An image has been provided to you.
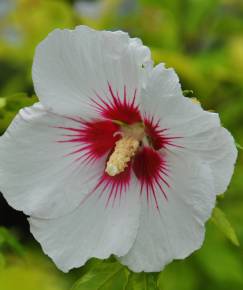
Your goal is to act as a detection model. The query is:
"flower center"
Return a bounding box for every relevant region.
[105,122,145,176]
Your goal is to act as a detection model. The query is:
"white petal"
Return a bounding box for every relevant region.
[180,127,237,194]
[141,64,206,129]
[0,103,103,219]
[120,152,215,272]
[32,25,152,116]
[141,65,237,195]
[142,63,184,99]
[29,178,141,272]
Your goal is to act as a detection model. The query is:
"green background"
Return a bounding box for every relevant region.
[0,0,243,289]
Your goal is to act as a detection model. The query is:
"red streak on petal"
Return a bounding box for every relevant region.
[133,147,169,210]
[56,119,119,164]
[144,116,183,150]
[91,83,141,124]
[90,164,131,207]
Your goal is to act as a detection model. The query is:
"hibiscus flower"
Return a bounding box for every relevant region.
[0,26,237,272]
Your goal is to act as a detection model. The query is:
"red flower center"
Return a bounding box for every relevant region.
[56,83,181,209]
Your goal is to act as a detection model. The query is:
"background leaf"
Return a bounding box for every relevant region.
[211,207,240,246]
[0,227,24,256]
[236,143,243,150]
[71,260,129,290]
[126,272,159,290]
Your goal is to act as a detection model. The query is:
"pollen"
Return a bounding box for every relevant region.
[105,137,140,176]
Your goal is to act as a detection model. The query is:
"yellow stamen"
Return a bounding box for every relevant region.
[106,137,139,176]
[105,123,145,176]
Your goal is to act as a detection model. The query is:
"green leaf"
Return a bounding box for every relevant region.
[126,272,159,290]
[158,262,198,290]
[5,93,37,112]
[196,223,243,284]
[236,142,243,150]
[211,207,240,246]
[0,93,38,133]
[71,260,129,290]
[0,227,24,256]
[0,98,6,109]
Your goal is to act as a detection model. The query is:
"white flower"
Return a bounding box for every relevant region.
[0,25,237,273]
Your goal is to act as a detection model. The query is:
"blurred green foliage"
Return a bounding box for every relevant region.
[72,260,130,290]
[0,245,75,290]
[0,226,24,256]
[0,0,243,289]
[211,206,240,246]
